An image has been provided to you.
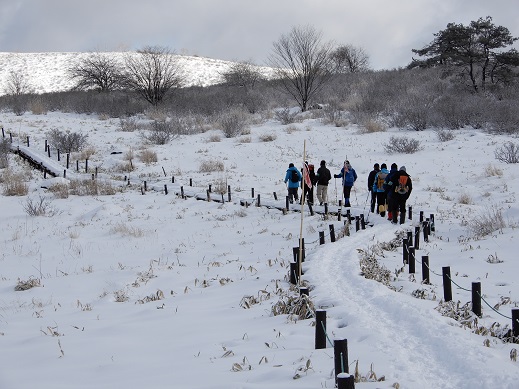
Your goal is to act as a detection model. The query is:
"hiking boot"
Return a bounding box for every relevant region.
[345,202,351,207]
[319,202,323,206]
[380,211,385,217]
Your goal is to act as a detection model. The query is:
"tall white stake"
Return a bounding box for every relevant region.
[298,140,306,282]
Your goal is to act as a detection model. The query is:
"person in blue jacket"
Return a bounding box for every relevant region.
[284,163,302,204]
[333,160,357,207]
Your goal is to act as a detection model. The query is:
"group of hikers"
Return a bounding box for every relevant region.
[284,160,412,224]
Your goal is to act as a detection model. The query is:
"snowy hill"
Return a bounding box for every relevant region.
[0,52,275,95]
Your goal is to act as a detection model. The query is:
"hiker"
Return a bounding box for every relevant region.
[388,166,412,224]
[372,163,389,217]
[315,160,332,205]
[367,163,380,213]
[301,161,316,205]
[384,163,398,221]
[284,163,302,204]
[334,160,357,207]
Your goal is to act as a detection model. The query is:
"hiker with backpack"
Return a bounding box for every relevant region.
[284,163,302,204]
[315,160,332,205]
[367,163,380,213]
[383,163,399,221]
[334,160,357,207]
[388,166,412,224]
[373,163,389,217]
[301,161,316,206]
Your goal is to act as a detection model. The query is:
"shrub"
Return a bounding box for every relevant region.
[384,135,422,154]
[199,159,224,172]
[494,141,519,164]
[23,195,59,217]
[274,108,298,125]
[141,120,177,145]
[138,149,158,164]
[435,129,455,142]
[258,133,277,142]
[466,205,506,238]
[15,277,41,291]
[0,138,10,168]
[484,163,503,177]
[1,169,28,196]
[218,108,250,138]
[359,119,387,134]
[206,134,221,142]
[119,116,141,132]
[47,128,88,153]
[47,181,70,199]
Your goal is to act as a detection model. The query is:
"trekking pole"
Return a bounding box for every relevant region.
[334,178,338,205]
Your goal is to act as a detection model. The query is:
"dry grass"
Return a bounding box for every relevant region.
[359,119,387,134]
[1,169,28,196]
[258,133,277,142]
[47,181,70,199]
[206,134,222,142]
[236,136,251,143]
[484,163,503,177]
[110,222,145,237]
[458,192,473,205]
[69,179,120,196]
[199,159,225,172]
[138,148,158,164]
[15,277,41,291]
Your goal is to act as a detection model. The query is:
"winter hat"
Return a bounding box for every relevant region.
[400,166,406,172]
[391,163,398,170]
[381,163,387,169]
[289,163,294,168]
[374,163,380,169]
[320,160,326,166]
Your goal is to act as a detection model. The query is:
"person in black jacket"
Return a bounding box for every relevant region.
[388,165,412,224]
[367,163,380,213]
[315,160,332,205]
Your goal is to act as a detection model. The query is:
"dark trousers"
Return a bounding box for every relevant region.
[288,187,298,203]
[343,186,352,206]
[376,192,387,215]
[391,195,408,224]
[370,190,376,212]
[303,186,314,205]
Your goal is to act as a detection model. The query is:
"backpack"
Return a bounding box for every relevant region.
[290,169,299,183]
[376,172,388,190]
[395,175,409,194]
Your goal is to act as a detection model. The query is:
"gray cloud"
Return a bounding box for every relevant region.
[0,0,517,70]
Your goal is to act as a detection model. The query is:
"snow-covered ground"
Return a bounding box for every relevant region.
[1,108,518,388]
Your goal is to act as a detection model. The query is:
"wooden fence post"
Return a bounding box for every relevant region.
[402,238,409,265]
[512,309,519,339]
[273,191,278,200]
[472,282,482,317]
[257,194,261,207]
[286,196,290,211]
[334,339,349,382]
[251,188,254,199]
[315,310,327,349]
[408,247,415,273]
[360,214,365,229]
[329,224,336,243]
[300,287,309,296]
[430,214,436,232]
[414,226,420,250]
[26,136,29,147]
[337,200,342,221]
[337,373,355,389]
[228,185,231,202]
[423,220,429,242]
[289,262,298,285]
[408,205,412,220]
[422,256,429,284]
[189,178,192,186]
[420,211,424,222]
[442,266,452,302]
[355,216,360,232]
[164,184,168,195]
[66,153,70,169]
[319,231,325,245]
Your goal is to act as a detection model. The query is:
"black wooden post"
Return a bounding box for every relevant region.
[273,191,278,200]
[57,149,60,161]
[95,167,98,178]
[63,170,66,178]
[408,205,412,220]
[334,339,349,380]
[221,193,225,203]
[414,226,420,250]
[286,196,290,211]
[144,181,147,191]
[44,139,47,151]
[315,310,327,349]
[360,214,365,229]
[47,146,51,157]
[251,188,254,199]
[26,136,29,147]
[324,203,329,216]
[163,184,167,195]
[43,170,46,179]
[66,153,70,169]
[292,247,299,263]
[355,216,360,232]
[472,282,482,317]
[228,185,231,202]
[423,220,429,243]
[300,238,305,262]
[442,266,452,302]
[407,230,413,244]
[85,159,88,173]
[180,186,184,199]
[308,203,314,216]
[257,194,261,207]
[300,287,309,296]
[512,309,519,339]
[337,200,342,221]
[91,173,95,181]
[420,211,424,222]
[1,126,3,138]
[329,224,336,242]
[319,231,325,245]
[430,214,436,232]
[337,374,355,389]
[189,178,192,186]
[9,132,13,143]
[289,262,298,285]
[422,256,429,284]
[408,247,415,273]
[172,176,175,183]
[208,184,212,193]
[402,238,409,264]
[426,218,431,236]
[206,189,210,201]
[346,209,351,222]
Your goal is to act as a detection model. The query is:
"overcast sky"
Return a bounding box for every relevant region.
[0,0,517,70]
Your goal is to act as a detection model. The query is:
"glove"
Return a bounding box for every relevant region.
[334,174,339,178]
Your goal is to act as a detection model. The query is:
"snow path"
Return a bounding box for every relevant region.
[307,224,519,389]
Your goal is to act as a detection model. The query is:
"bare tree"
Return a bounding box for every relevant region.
[330,44,370,73]
[268,25,334,112]
[4,69,32,96]
[67,52,124,92]
[123,46,185,106]
[220,60,264,90]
